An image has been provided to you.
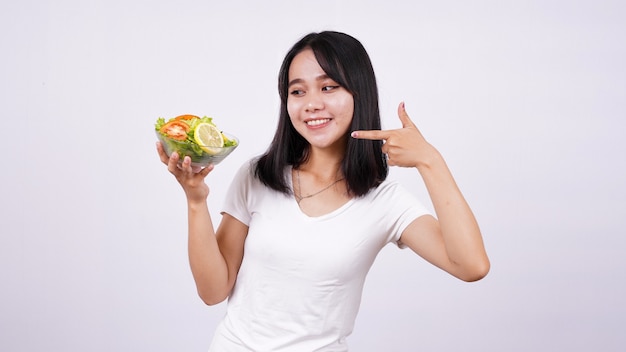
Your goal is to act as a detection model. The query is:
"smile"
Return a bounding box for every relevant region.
[306,118,331,126]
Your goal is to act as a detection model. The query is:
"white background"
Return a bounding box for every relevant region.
[1,0,625,351]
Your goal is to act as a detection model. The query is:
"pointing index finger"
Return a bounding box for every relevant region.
[351,130,390,140]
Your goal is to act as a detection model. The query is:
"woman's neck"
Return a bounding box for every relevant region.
[298,146,344,179]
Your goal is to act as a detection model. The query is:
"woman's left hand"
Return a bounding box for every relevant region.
[351,102,437,169]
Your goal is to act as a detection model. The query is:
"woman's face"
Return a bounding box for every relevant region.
[287,49,354,152]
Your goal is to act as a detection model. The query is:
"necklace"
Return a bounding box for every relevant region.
[294,169,344,204]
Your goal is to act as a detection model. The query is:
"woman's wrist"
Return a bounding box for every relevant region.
[187,197,209,212]
[414,146,444,172]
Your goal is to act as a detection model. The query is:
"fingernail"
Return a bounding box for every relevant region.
[351,131,358,138]
[401,101,405,110]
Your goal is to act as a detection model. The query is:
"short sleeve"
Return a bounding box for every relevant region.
[220,160,256,226]
[377,181,431,249]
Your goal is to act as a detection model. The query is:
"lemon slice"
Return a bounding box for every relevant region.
[194,123,224,155]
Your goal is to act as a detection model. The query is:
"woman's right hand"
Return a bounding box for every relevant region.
[156,141,214,203]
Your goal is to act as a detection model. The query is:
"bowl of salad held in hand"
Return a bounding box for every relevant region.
[155,114,239,170]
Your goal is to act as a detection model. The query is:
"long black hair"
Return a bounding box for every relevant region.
[255,31,387,197]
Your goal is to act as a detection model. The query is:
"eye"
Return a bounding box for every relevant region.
[290,89,304,96]
[322,85,339,92]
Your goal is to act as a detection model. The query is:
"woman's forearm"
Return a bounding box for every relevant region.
[417,151,490,281]
[186,200,230,305]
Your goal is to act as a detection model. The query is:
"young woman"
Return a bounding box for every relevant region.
[157,31,489,351]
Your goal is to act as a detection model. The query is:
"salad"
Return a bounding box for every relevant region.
[155,114,238,163]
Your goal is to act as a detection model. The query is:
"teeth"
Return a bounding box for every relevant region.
[306,119,330,126]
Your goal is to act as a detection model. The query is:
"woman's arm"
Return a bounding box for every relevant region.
[351,102,490,281]
[157,142,248,304]
[187,203,248,304]
[399,152,489,282]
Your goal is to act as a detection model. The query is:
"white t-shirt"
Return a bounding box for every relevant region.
[209,160,430,352]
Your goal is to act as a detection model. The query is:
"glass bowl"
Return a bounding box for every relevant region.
[156,130,239,170]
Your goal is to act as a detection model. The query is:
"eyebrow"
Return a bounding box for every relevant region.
[288,74,331,88]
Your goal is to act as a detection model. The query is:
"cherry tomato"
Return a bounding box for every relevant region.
[160,121,190,141]
[174,114,199,121]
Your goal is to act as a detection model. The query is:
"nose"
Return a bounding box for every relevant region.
[305,93,324,112]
